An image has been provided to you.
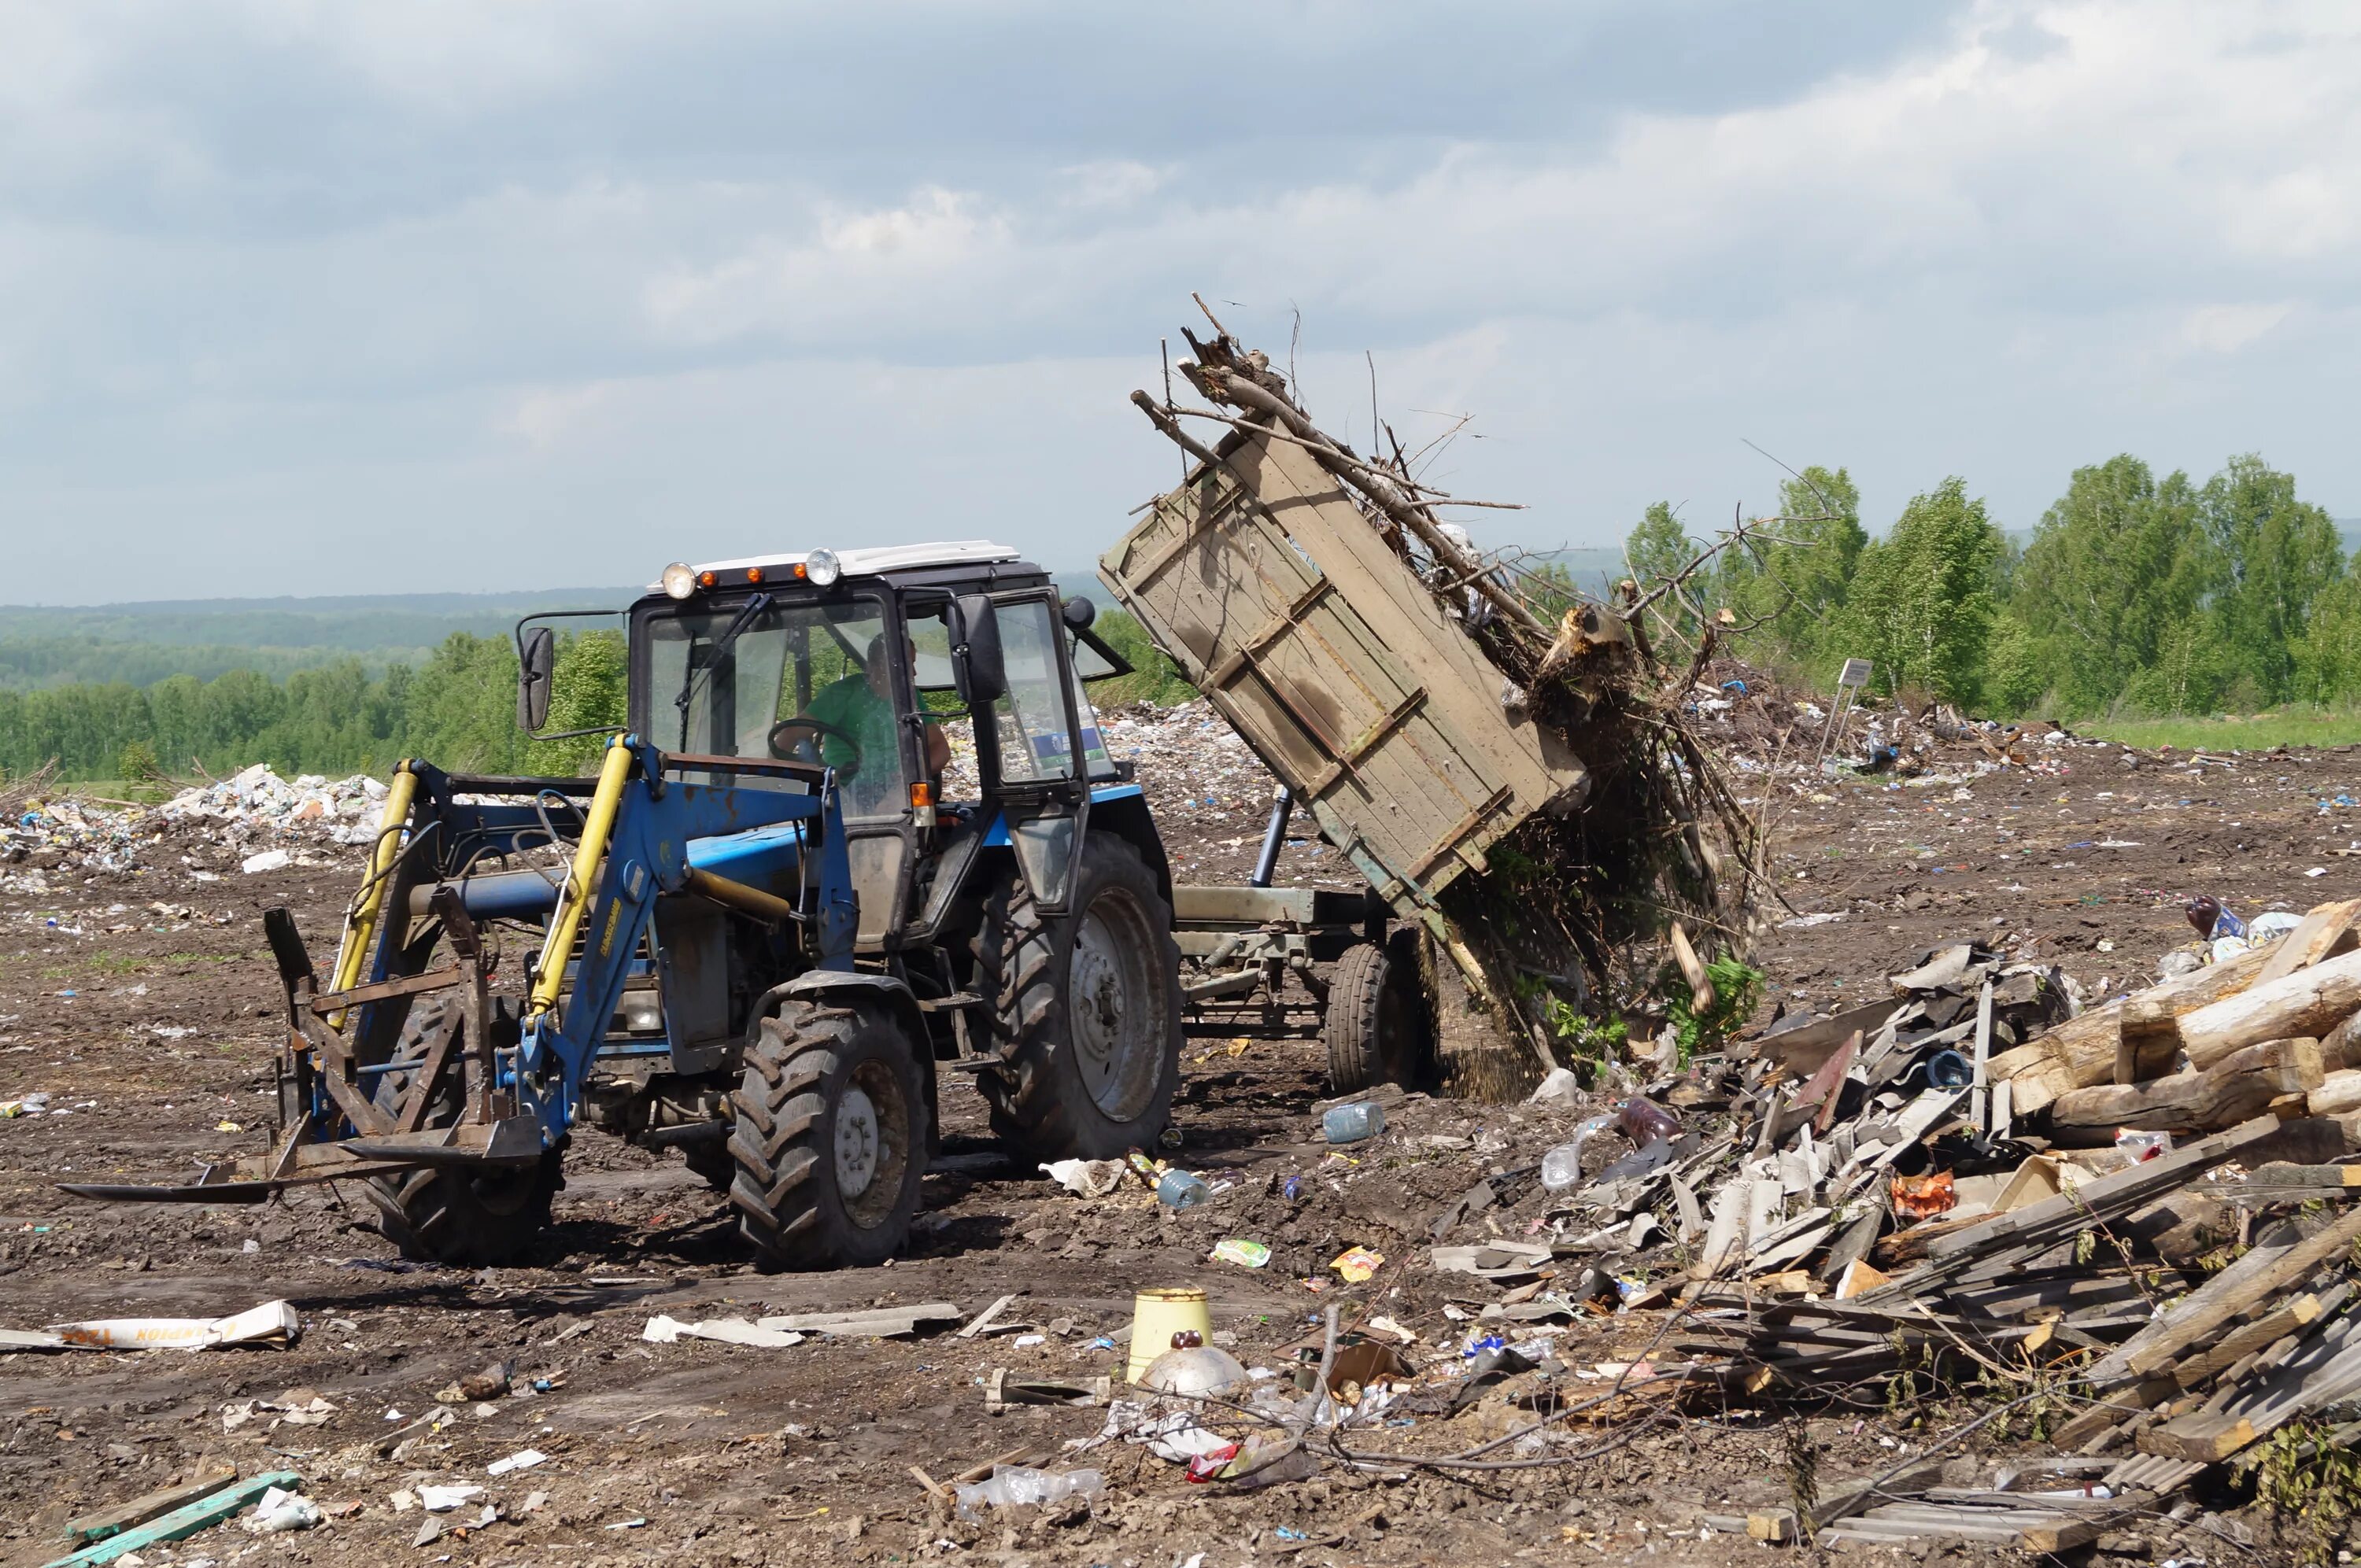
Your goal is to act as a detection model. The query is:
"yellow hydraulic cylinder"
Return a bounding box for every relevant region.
[326,762,419,1024]
[528,736,636,1021]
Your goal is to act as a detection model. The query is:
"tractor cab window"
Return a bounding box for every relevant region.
[905,606,979,800]
[988,600,1078,785]
[642,592,912,820]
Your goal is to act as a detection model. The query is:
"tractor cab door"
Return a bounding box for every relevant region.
[973,593,1096,915]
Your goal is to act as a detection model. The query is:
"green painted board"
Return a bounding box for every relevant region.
[44,1470,301,1568]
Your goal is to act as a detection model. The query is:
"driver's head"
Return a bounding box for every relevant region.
[863,634,918,699]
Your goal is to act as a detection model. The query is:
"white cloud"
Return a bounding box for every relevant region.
[7,0,2361,603]
[2180,303,2294,356]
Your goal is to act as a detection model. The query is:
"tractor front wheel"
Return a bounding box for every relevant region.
[363,998,563,1268]
[729,997,929,1271]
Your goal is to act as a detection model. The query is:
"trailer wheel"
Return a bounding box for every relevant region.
[1322,930,1431,1094]
[974,832,1183,1160]
[730,996,929,1271]
[364,999,563,1267]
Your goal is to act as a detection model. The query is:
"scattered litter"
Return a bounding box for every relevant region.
[954,1465,1103,1518]
[241,1485,320,1533]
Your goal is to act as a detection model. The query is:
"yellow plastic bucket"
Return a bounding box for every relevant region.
[1126,1286,1212,1384]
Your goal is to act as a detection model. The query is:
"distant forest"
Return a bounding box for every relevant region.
[4,456,2356,787]
[0,593,1190,784]
[1626,452,2361,721]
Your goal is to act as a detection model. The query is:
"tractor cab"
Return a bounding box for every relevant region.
[596,541,1153,958]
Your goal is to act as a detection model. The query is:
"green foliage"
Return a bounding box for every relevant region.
[2002,456,2211,716]
[1831,478,2005,705]
[1717,465,1868,666]
[1624,502,1699,636]
[116,740,160,782]
[1085,609,1198,707]
[1667,954,1764,1063]
[1543,997,1627,1072]
[2204,453,2344,707]
[0,629,625,782]
[2256,1421,2361,1565]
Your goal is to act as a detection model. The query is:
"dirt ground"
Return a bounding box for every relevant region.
[3,714,2358,1566]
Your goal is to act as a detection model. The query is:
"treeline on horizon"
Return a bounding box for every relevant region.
[1620,451,2358,721]
[0,610,1192,784]
[4,452,2353,785]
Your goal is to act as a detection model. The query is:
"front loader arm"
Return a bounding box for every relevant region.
[512,736,858,1141]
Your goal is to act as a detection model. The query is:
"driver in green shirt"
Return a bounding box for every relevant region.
[798,635,950,812]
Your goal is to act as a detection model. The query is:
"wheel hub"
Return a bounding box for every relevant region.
[834,1085,881,1197]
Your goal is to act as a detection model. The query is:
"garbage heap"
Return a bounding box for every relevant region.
[1,765,387,884]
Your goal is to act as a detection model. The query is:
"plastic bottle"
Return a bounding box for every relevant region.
[1539,1113,1616,1190]
[1322,1101,1385,1144]
[1157,1169,1210,1209]
[1616,1096,1680,1146]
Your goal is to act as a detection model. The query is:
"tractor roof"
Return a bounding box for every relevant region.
[661,540,1022,589]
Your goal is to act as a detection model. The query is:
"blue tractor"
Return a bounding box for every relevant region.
[68,542,1184,1270]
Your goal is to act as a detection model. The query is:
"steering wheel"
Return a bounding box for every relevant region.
[767,717,863,777]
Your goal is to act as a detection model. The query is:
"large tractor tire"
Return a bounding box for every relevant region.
[364,998,563,1268]
[974,832,1184,1160]
[729,996,929,1271]
[1322,928,1433,1094]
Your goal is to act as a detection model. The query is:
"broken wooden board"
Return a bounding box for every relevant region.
[63,1464,239,1544]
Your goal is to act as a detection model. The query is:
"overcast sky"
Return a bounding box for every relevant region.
[5,1,2358,604]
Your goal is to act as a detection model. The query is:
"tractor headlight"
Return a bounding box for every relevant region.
[660,562,697,600]
[804,548,841,587]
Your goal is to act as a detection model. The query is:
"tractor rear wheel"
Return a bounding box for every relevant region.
[729,997,929,1271]
[363,998,563,1268]
[1322,928,1432,1094]
[974,832,1183,1160]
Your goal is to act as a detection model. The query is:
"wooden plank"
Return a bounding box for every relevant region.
[2169,1291,2330,1389]
[959,1293,1022,1339]
[2253,898,2361,987]
[1926,1117,2283,1264]
[63,1465,238,1544]
[1969,977,1994,1128]
[2101,1206,2361,1385]
[42,1471,302,1568]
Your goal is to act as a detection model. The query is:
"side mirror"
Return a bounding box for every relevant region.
[1061,595,1096,632]
[516,625,556,732]
[951,594,1007,707]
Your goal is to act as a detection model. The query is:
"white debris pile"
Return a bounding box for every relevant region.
[1,763,386,882]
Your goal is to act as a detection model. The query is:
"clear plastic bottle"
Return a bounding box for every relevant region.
[1539,1113,1616,1190]
[1322,1101,1385,1143]
[1157,1169,1210,1209]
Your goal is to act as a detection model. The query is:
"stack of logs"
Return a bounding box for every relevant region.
[1990,898,2361,1143]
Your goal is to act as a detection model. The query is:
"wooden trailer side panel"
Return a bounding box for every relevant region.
[1100,430,1587,914]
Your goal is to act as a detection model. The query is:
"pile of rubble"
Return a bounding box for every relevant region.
[949,894,2361,1554]
[1,764,385,885]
